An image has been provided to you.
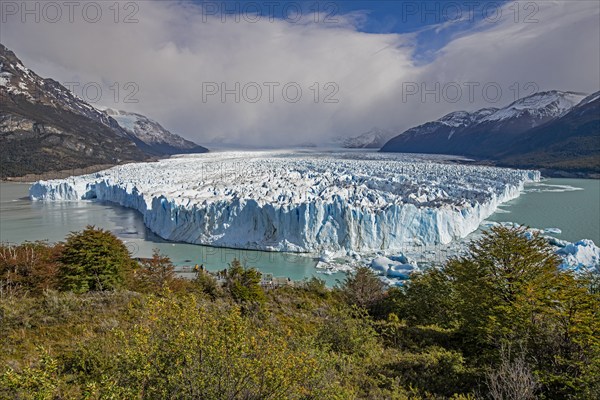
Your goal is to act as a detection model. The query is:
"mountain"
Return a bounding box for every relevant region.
[0,44,207,179]
[380,90,599,175]
[381,91,586,157]
[340,127,396,148]
[102,108,207,155]
[495,91,600,175]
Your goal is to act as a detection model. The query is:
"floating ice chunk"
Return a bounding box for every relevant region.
[315,261,353,275]
[379,276,405,287]
[387,264,417,279]
[480,220,500,228]
[370,256,418,279]
[557,239,600,273]
[526,183,583,193]
[544,228,562,235]
[370,257,392,274]
[548,236,569,248]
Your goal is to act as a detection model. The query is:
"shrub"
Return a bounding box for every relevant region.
[130,248,190,293]
[339,266,385,312]
[58,226,135,293]
[224,259,265,304]
[0,241,61,296]
[383,346,473,397]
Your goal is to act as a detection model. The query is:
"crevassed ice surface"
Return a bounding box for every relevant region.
[29,151,540,254]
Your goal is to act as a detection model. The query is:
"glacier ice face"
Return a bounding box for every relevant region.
[29,151,540,254]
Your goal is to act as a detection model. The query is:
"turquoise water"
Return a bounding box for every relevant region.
[0,182,342,285]
[486,178,599,244]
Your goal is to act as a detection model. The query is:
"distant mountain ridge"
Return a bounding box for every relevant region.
[102,108,208,155]
[339,127,396,148]
[0,44,207,179]
[381,90,599,176]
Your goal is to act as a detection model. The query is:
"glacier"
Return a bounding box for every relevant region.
[29,151,540,255]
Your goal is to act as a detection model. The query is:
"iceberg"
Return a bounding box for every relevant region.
[29,151,540,254]
[370,256,418,279]
[557,239,600,273]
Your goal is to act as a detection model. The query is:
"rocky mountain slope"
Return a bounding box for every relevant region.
[495,91,600,174]
[0,44,207,179]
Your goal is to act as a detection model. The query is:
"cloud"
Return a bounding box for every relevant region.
[1,0,598,146]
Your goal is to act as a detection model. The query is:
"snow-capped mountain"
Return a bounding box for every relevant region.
[0,46,123,130]
[380,90,595,172]
[0,43,148,178]
[341,127,397,148]
[102,108,208,155]
[497,90,600,175]
[0,44,207,178]
[480,91,586,123]
[381,90,599,175]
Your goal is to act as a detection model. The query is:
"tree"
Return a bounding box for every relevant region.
[224,259,265,303]
[392,267,457,327]
[444,225,562,350]
[485,344,539,400]
[0,241,61,296]
[133,248,178,292]
[192,269,221,299]
[444,226,600,398]
[58,226,135,293]
[339,266,385,312]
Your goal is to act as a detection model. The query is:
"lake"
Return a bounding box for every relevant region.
[486,178,599,244]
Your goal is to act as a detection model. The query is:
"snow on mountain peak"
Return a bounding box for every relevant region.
[341,127,396,148]
[578,90,600,106]
[482,90,587,123]
[439,111,470,126]
[99,107,208,154]
[100,107,200,150]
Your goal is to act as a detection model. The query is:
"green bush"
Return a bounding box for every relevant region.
[58,226,135,293]
[224,259,265,304]
[383,346,474,397]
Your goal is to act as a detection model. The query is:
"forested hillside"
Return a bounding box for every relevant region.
[1,226,598,399]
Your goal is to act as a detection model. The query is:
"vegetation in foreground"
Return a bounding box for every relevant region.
[1,226,599,399]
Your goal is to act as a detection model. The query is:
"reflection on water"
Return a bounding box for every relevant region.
[0,183,341,285]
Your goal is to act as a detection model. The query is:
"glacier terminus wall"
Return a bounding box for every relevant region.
[29,151,540,255]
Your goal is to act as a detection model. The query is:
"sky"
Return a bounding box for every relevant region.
[1,0,599,147]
